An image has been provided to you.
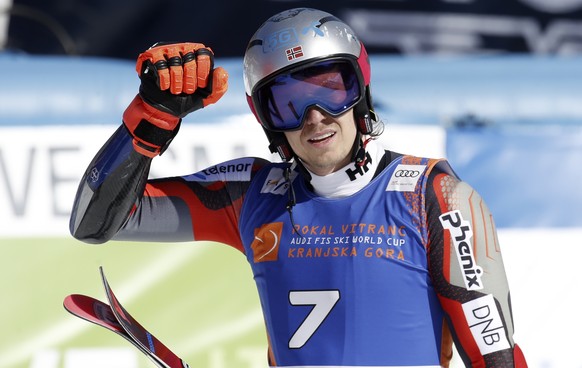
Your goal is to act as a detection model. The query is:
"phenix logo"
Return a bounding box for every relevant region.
[439,210,484,291]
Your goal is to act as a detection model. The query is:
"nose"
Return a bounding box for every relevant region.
[303,106,328,126]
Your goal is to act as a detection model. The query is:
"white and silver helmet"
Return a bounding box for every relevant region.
[243,8,376,161]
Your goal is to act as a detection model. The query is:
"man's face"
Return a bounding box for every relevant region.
[284,107,357,176]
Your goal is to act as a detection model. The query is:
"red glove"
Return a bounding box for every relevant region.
[123,42,228,157]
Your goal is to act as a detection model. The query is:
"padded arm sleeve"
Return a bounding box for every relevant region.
[425,162,527,367]
[69,125,152,243]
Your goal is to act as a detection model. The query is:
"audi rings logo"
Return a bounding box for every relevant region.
[387,164,426,192]
[395,169,420,178]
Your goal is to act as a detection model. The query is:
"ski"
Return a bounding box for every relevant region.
[63,294,167,367]
[99,267,189,368]
[63,267,189,368]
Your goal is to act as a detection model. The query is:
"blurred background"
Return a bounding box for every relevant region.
[1,0,581,367]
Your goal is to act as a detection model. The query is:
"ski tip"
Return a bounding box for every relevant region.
[63,294,97,311]
[63,293,82,308]
[63,294,92,317]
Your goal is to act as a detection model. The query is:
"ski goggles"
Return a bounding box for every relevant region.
[253,58,363,132]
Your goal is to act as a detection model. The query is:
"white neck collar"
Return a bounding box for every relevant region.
[305,140,384,198]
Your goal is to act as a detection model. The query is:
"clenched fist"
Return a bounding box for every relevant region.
[136,42,229,117]
[123,42,229,157]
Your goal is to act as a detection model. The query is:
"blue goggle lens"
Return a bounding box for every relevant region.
[255,60,361,131]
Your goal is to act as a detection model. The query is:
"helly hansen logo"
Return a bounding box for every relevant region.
[251,222,283,263]
[439,210,484,290]
[462,295,510,355]
[345,151,372,181]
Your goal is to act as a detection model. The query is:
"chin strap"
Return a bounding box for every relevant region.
[352,101,376,166]
[353,132,374,167]
[354,139,366,166]
[284,161,304,239]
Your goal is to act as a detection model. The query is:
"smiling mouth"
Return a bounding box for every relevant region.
[308,132,335,143]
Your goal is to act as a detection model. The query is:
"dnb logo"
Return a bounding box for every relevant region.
[251,222,284,263]
[462,295,510,355]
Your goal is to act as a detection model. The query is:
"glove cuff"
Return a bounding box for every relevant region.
[123,95,181,157]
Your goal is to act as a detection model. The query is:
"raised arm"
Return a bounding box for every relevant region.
[69,42,228,244]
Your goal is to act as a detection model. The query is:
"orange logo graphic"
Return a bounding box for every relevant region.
[251,222,283,263]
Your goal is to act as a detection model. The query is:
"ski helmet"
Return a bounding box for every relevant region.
[243,8,376,161]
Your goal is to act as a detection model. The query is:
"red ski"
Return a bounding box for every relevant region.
[63,267,190,368]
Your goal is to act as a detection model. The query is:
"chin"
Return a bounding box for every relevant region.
[308,157,348,175]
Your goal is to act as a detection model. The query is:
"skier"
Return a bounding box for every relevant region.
[70,7,527,367]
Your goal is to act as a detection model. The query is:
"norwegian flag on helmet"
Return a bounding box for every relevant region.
[285,45,304,61]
